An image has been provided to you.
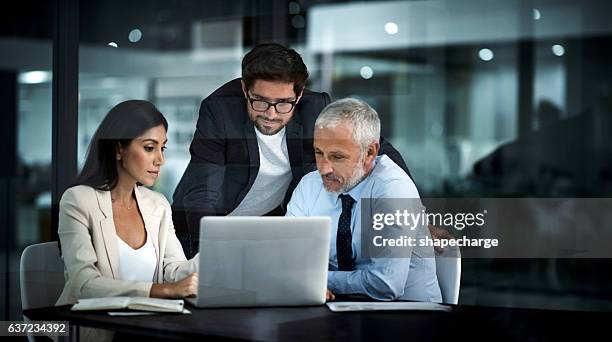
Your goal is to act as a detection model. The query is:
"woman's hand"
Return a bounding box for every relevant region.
[150,272,198,298]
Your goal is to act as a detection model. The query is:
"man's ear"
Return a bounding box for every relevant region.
[370,141,380,156]
[365,141,380,163]
[241,80,248,98]
[295,89,304,104]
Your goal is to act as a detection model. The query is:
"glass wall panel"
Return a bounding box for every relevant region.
[0,0,53,320]
[79,0,255,200]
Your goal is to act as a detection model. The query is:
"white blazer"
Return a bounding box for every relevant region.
[56,184,197,306]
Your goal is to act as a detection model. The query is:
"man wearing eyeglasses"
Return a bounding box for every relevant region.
[172,43,411,258]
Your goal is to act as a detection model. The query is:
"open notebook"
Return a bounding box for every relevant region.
[71,297,188,313]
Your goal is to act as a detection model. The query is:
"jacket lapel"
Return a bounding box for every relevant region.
[134,186,161,264]
[237,119,260,206]
[286,115,304,178]
[95,189,120,279]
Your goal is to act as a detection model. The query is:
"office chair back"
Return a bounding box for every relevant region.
[20,241,65,310]
[435,245,461,304]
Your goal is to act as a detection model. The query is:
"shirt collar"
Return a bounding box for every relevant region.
[254,126,286,138]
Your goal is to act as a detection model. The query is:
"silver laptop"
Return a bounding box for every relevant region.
[186,216,331,308]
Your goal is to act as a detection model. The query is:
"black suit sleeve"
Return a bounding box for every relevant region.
[378,136,413,180]
[172,99,227,256]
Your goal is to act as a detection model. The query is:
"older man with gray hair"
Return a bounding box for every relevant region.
[286,98,442,302]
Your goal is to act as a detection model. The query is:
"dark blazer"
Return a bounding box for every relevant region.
[172,78,411,257]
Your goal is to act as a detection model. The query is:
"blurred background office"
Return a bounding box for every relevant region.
[2,0,612,320]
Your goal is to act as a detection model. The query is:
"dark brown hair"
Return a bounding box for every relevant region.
[75,100,168,191]
[241,43,309,95]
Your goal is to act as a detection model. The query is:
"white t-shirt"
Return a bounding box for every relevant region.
[229,127,292,216]
[117,232,157,282]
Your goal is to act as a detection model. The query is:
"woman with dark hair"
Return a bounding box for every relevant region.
[56,100,198,313]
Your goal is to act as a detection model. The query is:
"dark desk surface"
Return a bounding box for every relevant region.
[24,302,612,341]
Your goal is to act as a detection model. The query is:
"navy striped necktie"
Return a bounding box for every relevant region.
[337,194,356,271]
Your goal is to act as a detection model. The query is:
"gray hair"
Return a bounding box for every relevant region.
[315,98,381,150]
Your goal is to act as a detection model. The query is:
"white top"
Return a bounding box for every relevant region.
[117,231,157,282]
[229,126,292,216]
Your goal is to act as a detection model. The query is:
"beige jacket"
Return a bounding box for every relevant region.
[56,184,197,306]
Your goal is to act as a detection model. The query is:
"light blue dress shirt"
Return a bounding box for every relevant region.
[286,155,442,302]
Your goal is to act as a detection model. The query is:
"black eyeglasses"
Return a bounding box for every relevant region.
[247,94,297,114]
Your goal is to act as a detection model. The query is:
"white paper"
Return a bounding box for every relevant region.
[326,301,452,312]
[107,308,191,316]
[107,311,159,316]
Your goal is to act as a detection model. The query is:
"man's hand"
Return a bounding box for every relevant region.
[326,289,335,301]
[428,225,453,254]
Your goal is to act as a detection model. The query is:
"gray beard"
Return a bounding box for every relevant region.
[323,152,367,194]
